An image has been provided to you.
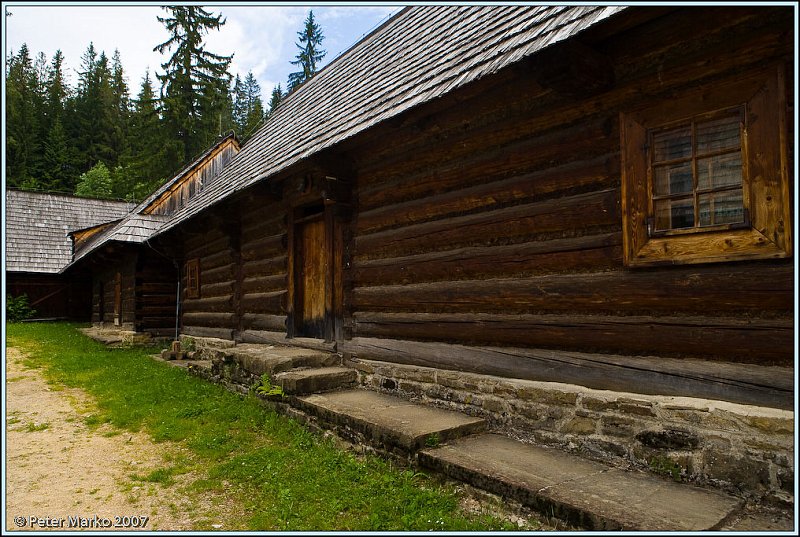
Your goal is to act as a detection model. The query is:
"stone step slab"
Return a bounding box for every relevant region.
[419,433,743,531]
[274,366,357,394]
[296,389,485,453]
[212,344,339,379]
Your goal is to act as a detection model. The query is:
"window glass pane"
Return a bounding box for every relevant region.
[697,153,742,190]
[699,190,744,227]
[652,126,691,162]
[696,113,741,154]
[654,162,693,195]
[655,198,694,230]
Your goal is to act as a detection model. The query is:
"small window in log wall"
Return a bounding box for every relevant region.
[621,66,792,266]
[186,258,200,299]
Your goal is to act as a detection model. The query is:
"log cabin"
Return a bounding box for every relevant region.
[68,5,794,499]
[5,190,134,320]
[62,133,240,335]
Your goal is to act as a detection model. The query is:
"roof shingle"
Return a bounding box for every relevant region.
[5,190,135,273]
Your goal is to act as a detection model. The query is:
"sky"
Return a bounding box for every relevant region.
[4,2,403,99]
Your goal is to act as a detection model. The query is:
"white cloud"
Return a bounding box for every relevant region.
[4,3,399,100]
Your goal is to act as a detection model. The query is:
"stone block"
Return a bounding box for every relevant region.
[582,397,617,412]
[744,416,794,436]
[561,417,597,435]
[703,451,771,491]
[617,402,656,417]
[636,429,700,450]
[519,386,578,406]
[585,438,628,458]
[481,397,507,414]
[601,416,636,437]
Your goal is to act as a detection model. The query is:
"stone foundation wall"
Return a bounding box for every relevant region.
[351,358,794,505]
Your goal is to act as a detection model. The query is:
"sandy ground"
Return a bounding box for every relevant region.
[4,347,221,532]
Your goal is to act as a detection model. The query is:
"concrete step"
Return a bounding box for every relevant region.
[274,366,357,395]
[419,433,743,531]
[296,389,485,455]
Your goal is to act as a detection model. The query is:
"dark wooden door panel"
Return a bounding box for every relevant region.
[298,216,327,338]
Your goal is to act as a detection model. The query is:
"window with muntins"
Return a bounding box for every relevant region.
[621,65,791,266]
[650,107,746,234]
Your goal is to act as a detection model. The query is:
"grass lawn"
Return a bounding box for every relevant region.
[6,322,536,531]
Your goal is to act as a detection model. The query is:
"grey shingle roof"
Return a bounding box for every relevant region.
[5,190,135,273]
[68,213,171,267]
[153,4,626,238]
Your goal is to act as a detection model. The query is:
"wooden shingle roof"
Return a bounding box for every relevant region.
[63,133,239,270]
[154,4,626,237]
[5,190,134,274]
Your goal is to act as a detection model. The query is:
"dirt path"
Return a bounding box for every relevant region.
[5,347,215,532]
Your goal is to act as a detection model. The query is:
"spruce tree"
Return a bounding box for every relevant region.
[242,71,264,138]
[287,10,326,92]
[122,71,171,200]
[109,49,130,168]
[268,84,284,116]
[6,44,42,188]
[232,73,247,134]
[155,5,233,164]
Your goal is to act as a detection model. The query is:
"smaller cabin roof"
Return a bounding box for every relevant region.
[5,190,135,274]
[63,133,240,271]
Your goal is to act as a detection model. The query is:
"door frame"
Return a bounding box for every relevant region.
[286,200,344,343]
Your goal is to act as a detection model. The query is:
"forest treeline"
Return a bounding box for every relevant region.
[6,7,326,202]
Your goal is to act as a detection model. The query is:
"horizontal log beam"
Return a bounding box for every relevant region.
[181,295,233,313]
[240,291,286,314]
[240,313,286,331]
[242,256,286,278]
[356,189,619,258]
[359,152,616,214]
[353,233,621,286]
[241,274,286,294]
[352,264,793,315]
[352,312,793,364]
[181,312,237,327]
[241,233,285,262]
[342,337,793,409]
[182,326,234,340]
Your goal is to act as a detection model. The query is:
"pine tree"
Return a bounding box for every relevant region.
[109,49,130,167]
[41,118,73,191]
[232,73,246,133]
[287,10,326,92]
[242,71,264,138]
[268,84,284,116]
[155,5,233,164]
[72,44,115,172]
[122,71,172,200]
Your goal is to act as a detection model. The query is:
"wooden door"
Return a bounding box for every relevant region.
[295,214,329,338]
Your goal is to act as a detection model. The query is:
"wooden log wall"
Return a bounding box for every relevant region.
[180,192,288,341]
[134,249,178,337]
[345,7,793,368]
[91,251,137,327]
[237,195,289,341]
[181,223,239,340]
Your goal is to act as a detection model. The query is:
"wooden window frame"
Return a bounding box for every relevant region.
[621,65,791,267]
[186,258,200,299]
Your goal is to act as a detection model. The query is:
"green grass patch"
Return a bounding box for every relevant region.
[7,322,528,531]
[24,421,50,432]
